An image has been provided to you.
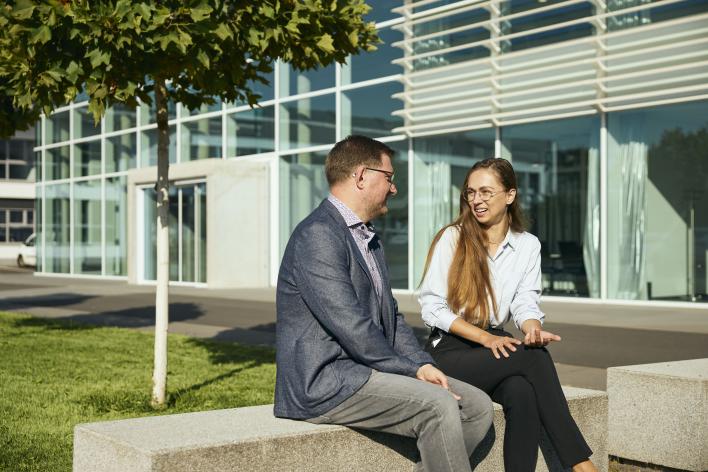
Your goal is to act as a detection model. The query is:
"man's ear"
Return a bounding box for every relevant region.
[506,188,517,205]
[354,166,366,189]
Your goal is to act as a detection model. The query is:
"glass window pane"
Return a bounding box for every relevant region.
[181,186,196,282]
[46,110,70,144]
[105,103,137,132]
[45,183,70,273]
[140,126,176,167]
[279,94,336,150]
[226,106,275,157]
[365,0,401,23]
[35,198,42,271]
[502,115,601,298]
[169,186,179,281]
[279,64,335,97]
[27,210,33,225]
[9,138,32,162]
[412,129,495,282]
[35,151,41,182]
[0,164,6,179]
[0,210,4,223]
[105,176,127,276]
[279,151,329,258]
[46,146,70,181]
[9,227,32,242]
[608,101,708,303]
[373,140,409,289]
[343,27,403,84]
[74,106,101,139]
[342,82,403,138]
[197,183,206,283]
[74,179,102,274]
[0,227,5,242]
[9,210,23,223]
[75,140,102,177]
[106,132,137,173]
[9,163,31,180]
[143,188,157,280]
[181,117,222,161]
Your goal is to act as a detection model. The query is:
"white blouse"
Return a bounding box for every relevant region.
[417,226,545,333]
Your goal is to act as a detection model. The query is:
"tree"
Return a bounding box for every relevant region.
[0,0,378,406]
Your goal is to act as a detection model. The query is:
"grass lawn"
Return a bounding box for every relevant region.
[0,311,276,472]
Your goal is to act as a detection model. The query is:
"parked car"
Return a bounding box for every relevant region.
[17,233,36,268]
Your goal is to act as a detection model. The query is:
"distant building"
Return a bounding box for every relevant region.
[0,128,35,262]
[32,1,707,304]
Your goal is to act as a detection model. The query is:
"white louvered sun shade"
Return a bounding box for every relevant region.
[391,0,708,137]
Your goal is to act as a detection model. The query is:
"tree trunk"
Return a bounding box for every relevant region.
[151,78,170,407]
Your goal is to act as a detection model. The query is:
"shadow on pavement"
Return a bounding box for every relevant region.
[0,293,96,309]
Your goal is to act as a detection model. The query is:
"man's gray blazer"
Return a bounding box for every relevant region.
[274,199,435,420]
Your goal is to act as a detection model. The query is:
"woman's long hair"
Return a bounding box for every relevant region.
[420,158,528,328]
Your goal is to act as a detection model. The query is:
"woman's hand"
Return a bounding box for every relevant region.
[481,333,522,359]
[523,325,561,347]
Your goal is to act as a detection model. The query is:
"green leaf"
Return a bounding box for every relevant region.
[214,23,232,40]
[13,1,35,20]
[196,50,210,69]
[189,5,212,22]
[317,33,335,54]
[30,25,51,45]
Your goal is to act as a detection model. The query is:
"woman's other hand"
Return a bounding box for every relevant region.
[481,333,522,359]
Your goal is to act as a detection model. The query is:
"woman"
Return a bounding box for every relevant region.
[418,158,597,472]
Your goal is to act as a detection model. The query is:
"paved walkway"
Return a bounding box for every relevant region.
[1,265,706,391]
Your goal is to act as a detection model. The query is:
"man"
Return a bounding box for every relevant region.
[275,135,493,472]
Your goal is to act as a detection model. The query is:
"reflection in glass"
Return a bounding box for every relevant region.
[142,183,207,283]
[502,116,600,297]
[342,82,403,138]
[75,140,102,177]
[279,151,329,258]
[226,106,275,157]
[343,28,403,84]
[413,130,495,282]
[106,133,137,172]
[106,176,127,276]
[35,196,42,271]
[608,101,708,302]
[74,179,102,274]
[141,126,176,167]
[46,146,70,181]
[364,0,401,23]
[182,117,222,161]
[279,63,335,97]
[46,110,70,144]
[45,183,70,273]
[105,103,137,132]
[74,106,101,139]
[279,95,336,150]
[373,140,409,289]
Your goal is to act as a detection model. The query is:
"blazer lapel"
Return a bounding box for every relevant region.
[371,235,395,343]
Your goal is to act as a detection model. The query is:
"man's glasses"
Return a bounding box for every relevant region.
[365,167,395,184]
[463,188,501,202]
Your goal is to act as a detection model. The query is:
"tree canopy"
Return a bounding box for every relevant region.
[0,0,379,135]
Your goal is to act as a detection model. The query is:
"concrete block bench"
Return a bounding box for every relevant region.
[74,386,607,472]
[608,358,707,471]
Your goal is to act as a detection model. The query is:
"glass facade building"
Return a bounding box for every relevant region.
[33,1,707,303]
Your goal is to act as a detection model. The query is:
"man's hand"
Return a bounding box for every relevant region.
[522,320,561,347]
[416,364,461,400]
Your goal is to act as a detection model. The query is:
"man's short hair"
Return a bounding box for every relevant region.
[325,135,395,186]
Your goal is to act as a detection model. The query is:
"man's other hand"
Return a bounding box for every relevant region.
[416,364,461,400]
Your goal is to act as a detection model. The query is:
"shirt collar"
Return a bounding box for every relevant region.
[327,194,365,228]
[504,230,518,250]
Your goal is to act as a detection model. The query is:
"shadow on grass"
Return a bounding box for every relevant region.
[10,302,206,331]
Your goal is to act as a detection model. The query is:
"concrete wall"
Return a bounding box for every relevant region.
[126,159,270,288]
